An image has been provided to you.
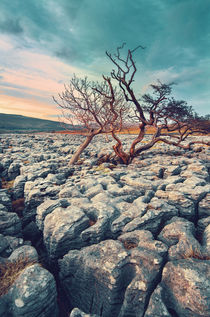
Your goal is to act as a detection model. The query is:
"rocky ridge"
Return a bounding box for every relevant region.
[0,133,209,317]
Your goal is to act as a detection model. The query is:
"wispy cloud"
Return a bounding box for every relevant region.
[0,0,209,118]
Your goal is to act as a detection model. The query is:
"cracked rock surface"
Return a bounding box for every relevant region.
[0,133,209,317]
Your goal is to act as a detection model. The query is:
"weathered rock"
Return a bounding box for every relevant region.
[9,245,38,263]
[161,259,210,316]
[8,161,21,180]
[199,193,210,218]
[36,198,70,231]
[0,210,22,237]
[155,189,195,220]
[118,230,168,258]
[0,233,9,255]
[70,308,99,317]
[43,206,90,260]
[81,200,119,243]
[122,198,178,235]
[0,189,12,211]
[158,217,202,260]
[111,202,147,234]
[12,175,27,199]
[118,246,165,317]
[0,236,30,257]
[59,240,131,317]
[144,285,172,317]
[202,224,210,257]
[1,263,58,317]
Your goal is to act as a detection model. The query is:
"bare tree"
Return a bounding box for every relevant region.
[99,43,210,164]
[53,75,127,164]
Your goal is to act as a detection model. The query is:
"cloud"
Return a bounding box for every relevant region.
[0,0,209,116]
[0,18,23,34]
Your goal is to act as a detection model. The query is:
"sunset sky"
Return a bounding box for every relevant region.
[0,0,209,121]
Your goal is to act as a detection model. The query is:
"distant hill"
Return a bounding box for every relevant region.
[0,113,79,133]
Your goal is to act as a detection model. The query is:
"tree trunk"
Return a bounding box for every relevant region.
[69,135,94,165]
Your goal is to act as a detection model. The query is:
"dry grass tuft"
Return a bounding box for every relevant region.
[1,178,14,190]
[12,198,25,217]
[22,160,30,165]
[0,257,36,296]
[89,219,97,226]
[123,241,138,250]
[181,246,210,260]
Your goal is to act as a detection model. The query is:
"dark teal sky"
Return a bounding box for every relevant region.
[0,0,209,119]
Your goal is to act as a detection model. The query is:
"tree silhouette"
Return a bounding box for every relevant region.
[96,44,210,164]
[53,75,128,164]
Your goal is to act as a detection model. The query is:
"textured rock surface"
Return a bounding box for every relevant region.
[161,259,210,316]
[0,133,209,316]
[1,263,58,317]
[0,210,22,237]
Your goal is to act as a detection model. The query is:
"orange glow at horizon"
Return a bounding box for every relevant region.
[0,94,60,121]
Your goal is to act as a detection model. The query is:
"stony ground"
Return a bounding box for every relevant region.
[0,133,209,317]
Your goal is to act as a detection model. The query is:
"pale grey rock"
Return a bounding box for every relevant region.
[12,175,27,199]
[70,308,99,317]
[122,198,178,235]
[8,161,21,179]
[161,259,210,317]
[59,185,82,198]
[0,233,9,255]
[165,165,181,176]
[158,217,202,260]
[59,240,130,317]
[118,247,165,317]
[183,176,207,187]
[85,183,104,199]
[0,189,12,211]
[155,189,195,220]
[0,210,22,237]
[81,202,118,243]
[144,285,172,317]
[120,174,157,191]
[9,245,38,263]
[118,230,168,257]
[2,263,58,317]
[43,206,90,260]
[199,193,210,218]
[202,224,210,257]
[111,201,147,234]
[36,198,70,231]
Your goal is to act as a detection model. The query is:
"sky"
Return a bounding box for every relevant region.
[0,0,209,121]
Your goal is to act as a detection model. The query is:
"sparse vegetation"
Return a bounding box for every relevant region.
[1,178,14,190]
[0,257,37,296]
[12,198,25,217]
[55,44,209,165]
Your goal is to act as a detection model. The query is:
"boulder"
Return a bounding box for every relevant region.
[43,206,90,260]
[0,189,12,211]
[0,263,58,317]
[36,198,70,231]
[158,217,202,260]
[122,198,178,235]
[59,240,130,317]
[0,210,22,237]
[199,193,210,218]
[12,175,27,200]
[144,285,172,317]
[70,308,99,317]
[161,259,210,316]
